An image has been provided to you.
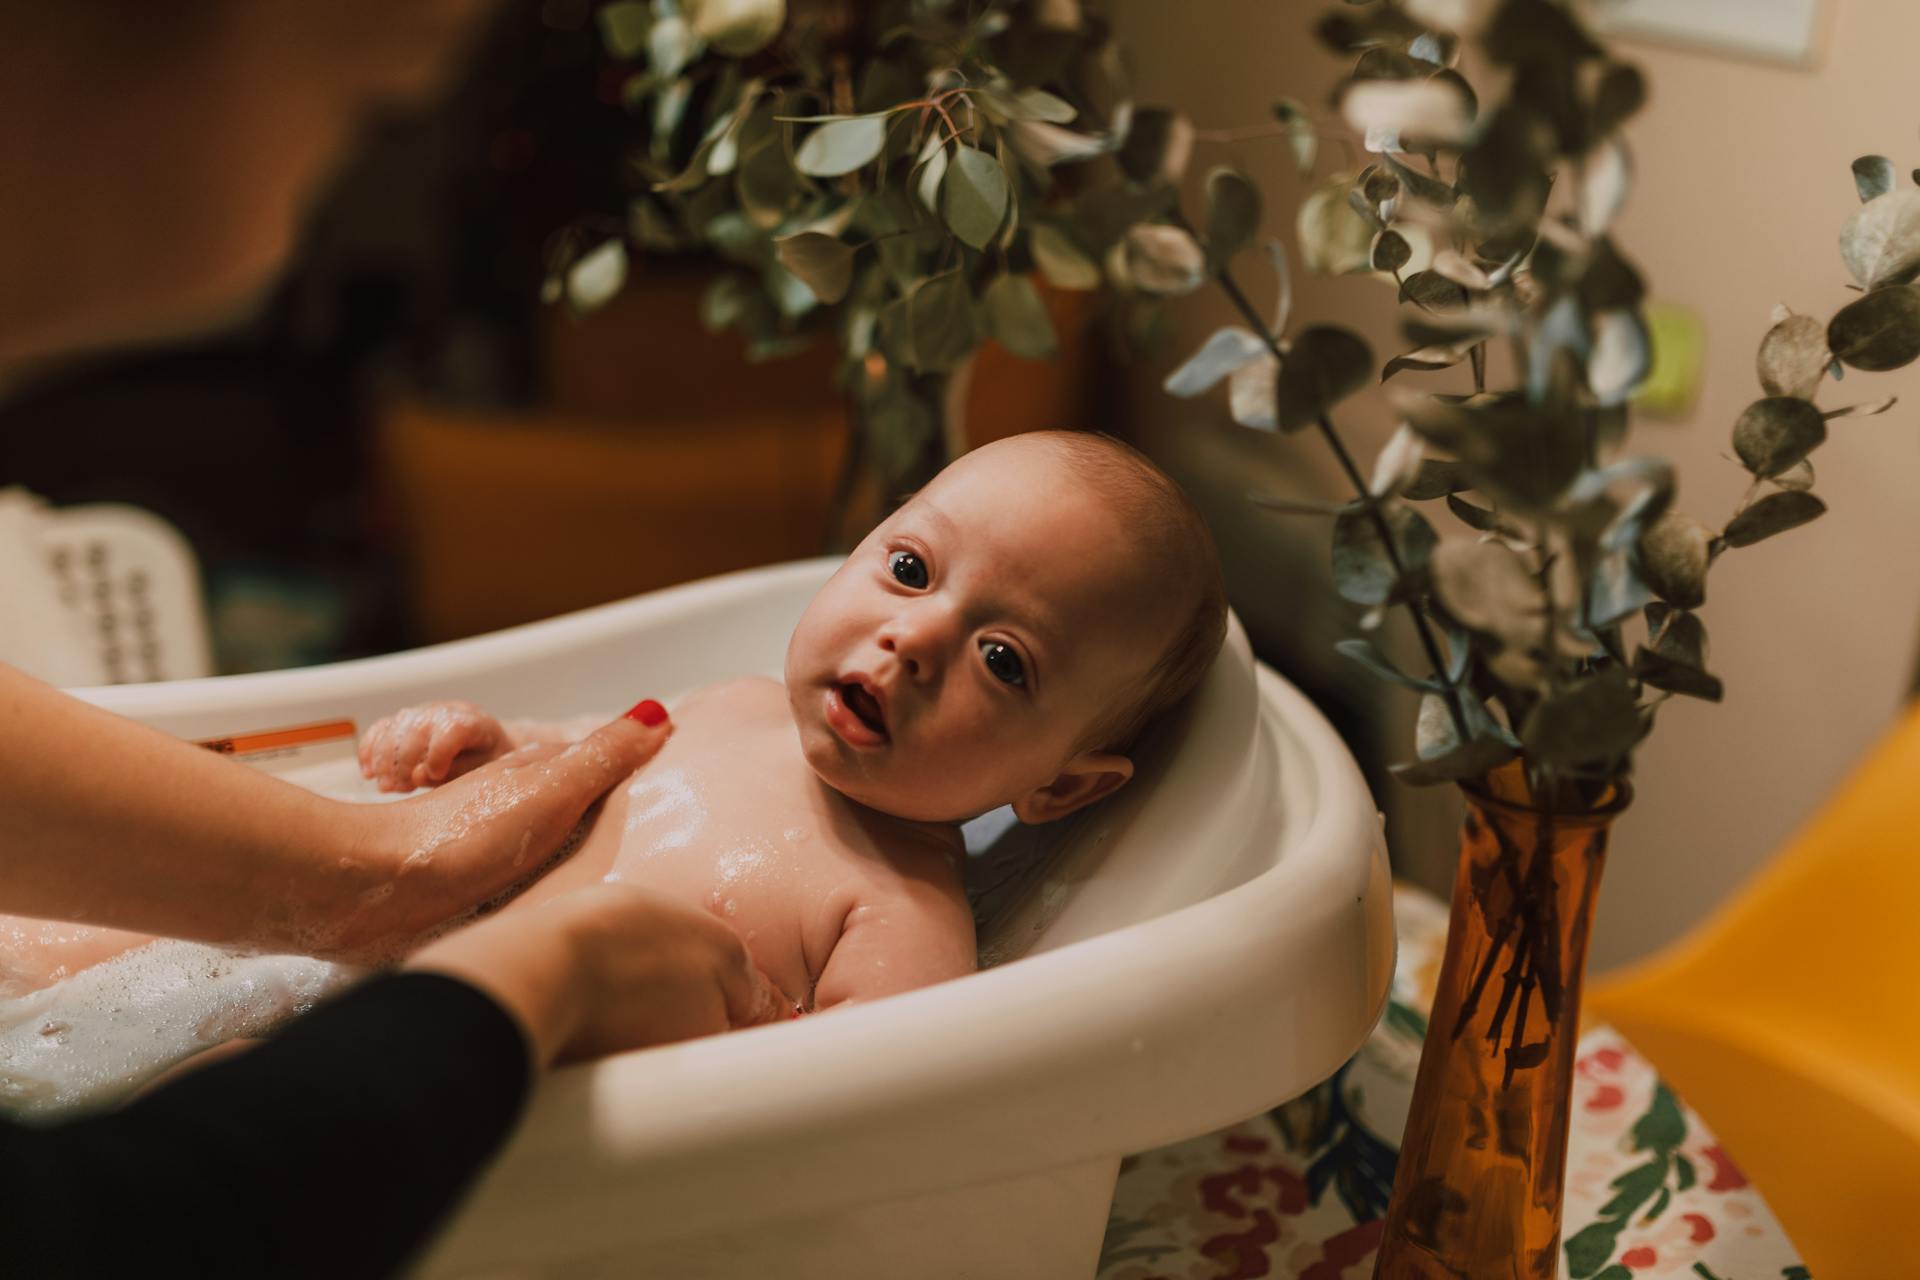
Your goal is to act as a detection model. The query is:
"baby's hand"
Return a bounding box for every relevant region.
[358,700,510,793]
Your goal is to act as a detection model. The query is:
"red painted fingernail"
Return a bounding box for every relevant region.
[625,699,668,726]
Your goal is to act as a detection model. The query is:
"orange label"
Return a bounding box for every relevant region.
[197,719,358,758]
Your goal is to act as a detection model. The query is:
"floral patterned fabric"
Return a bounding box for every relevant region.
[1101,885,1808,1280]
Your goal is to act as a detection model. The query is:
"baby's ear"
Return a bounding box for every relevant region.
[1012,751,1134,824]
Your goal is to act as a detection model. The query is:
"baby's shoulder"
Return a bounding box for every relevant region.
[675,675,788,719]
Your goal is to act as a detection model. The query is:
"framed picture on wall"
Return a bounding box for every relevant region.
[1591,0,1829,68]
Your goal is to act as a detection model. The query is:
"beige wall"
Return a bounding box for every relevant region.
[1113,0,1920,969]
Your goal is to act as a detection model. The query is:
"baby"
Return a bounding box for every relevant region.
[0,431,1225,1043]
[355,430,1228,1015]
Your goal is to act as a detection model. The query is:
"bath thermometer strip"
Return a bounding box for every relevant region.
[196,719,358,772]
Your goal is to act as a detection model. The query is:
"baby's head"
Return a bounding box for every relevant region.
[785,430,1227,825]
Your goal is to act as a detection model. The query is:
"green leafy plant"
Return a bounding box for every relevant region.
[554,0,1217,511]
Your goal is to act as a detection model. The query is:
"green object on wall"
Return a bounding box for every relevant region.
[1635,301,1707,419]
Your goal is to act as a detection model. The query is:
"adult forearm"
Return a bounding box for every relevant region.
[0,665,388,947]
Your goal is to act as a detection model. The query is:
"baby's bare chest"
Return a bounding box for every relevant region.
[514,682,929,994]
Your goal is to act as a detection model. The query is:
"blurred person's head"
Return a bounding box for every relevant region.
[0,1,493,372]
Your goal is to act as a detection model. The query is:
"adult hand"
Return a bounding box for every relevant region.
[406,884,788,1067]
[326,703,674,961]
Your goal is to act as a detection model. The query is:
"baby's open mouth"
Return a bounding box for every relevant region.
[839,681,888,738]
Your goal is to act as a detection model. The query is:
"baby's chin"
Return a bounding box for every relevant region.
[792,732,983,825]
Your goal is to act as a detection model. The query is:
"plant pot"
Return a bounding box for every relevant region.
[1373,774,1631,1278]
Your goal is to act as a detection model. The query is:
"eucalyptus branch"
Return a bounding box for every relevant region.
[1186,212,1471,738]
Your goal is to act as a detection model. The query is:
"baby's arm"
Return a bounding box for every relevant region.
[359,701,607,793]
[811,868,978,1011]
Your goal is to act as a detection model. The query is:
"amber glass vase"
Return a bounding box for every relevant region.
[1373,777,1630,1278]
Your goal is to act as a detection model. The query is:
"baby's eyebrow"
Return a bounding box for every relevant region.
[912,499,959,538]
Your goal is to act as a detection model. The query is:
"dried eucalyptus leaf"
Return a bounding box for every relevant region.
[1397,392,1585,511]
[1340,78,1473,147]
[1732,396,1827,477]
[1578,237,1646,312]
[1772,459,1815,491]
[1123,224,1208,295]
[1164,326,1267,397]
[1405,459,1473,501]
[1590,62,1647,138]
[1361,166,1402,205]
[1116,106,1194,184]
[1580,138,1630,237]
[983,274,1057,359]
[1824,395,1898,419]
[1520,670,1641,768]
[1459,106,1553,226]
[772,232,855,304]
[1277,327,1373,431]
[1346,187,1385,230]
[904,271,977,372]
[1332,504,1436,606]
[1031,224,1101,291]
[1266,241,1295,334]
[1445,492,1516,537]
[1853,155,1897,203]
[1723,490,1826,548]
[1335,637,1442,693]
[1228,354,1280,430]
[1840,189,1920,289]
[1273,98,1319,175]
[1586,551,1653,628]
[1384,154,1457,208]
[1370,425,1425,498]
[566,241,629,311]
[1383,344,1471,380]
[942,146,1011,250]
[1633,609,1722,702]
[1429,250,1492,292]
[1298,173,1376,275]
[1431,537,1541,648]
[1372,228,1413,273]
[1635,510,1713,609]
[1397,268,1466,310]
[794,115,889,177]
[1589,309,1650,406]
[1828,286,1920,372]
[1204,168,1262,265]
[1757,313,1831,399]
[1393,692,1519,786]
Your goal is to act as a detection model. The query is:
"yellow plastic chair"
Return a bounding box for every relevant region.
[1589,704,1920,1280]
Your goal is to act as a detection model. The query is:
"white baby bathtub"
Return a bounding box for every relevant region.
[79,557,1395,1280]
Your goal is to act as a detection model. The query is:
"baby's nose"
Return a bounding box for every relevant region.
[878,632,925,680]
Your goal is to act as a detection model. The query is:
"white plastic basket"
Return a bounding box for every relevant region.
[0,489,212,685]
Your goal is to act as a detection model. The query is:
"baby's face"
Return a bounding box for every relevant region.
[784,437,1179,824]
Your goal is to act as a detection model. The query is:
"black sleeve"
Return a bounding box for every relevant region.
[0,971,531,1280]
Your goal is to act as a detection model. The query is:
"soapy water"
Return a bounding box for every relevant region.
[0,941,358,1120]
[0,756,595,1122]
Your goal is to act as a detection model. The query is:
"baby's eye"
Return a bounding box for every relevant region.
[888,550,930,589]
[981,641,1025,687]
